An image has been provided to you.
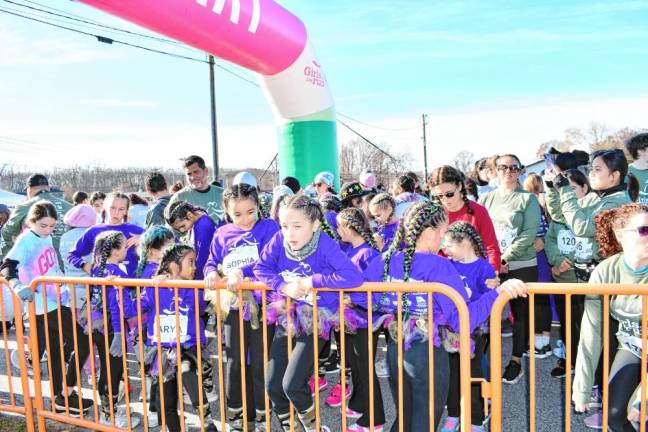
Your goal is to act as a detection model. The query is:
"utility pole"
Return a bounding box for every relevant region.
[208,55,220,183]
[421,114,429,182]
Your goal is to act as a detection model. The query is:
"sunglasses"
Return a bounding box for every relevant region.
[617,226,648,237]
[315,182,324,187]
[497,164,522,173]
[432,190,458,200]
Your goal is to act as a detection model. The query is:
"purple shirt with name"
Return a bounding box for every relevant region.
[253,230,363,312]
[68,223,144,277]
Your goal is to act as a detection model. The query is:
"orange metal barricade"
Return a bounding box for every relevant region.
[0,277,35,432]
[18,276,475,432]
[488,282,648,432]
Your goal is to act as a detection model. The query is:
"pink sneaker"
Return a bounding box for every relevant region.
[583,412,602,430]
[325,383,351,407]
[309,376,328,395]
[345,407,363,419]
[347,424,384,432]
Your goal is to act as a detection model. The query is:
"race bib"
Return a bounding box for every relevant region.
[494,224,518,253]
[557,229,577,254]
[153,313,189,344]
[574,237,593,261]
[222,244,259,275]
[617,331,643,358]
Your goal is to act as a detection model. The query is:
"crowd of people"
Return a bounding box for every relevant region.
[0,132,647,432]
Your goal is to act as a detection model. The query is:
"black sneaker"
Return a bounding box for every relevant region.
[322,356,340,375]
[524,344,552,359]
[502,360,524,384]
[54,391,93,416]
[551,359,566,378]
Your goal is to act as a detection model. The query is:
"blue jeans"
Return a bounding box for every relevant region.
[387,338,449,432]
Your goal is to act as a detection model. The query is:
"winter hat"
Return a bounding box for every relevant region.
[359,170,377,189]
[314,171,335,188]
[64,204,97,228]
[232,171,258,188]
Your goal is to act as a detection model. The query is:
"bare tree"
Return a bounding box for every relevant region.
[339,138,412,187]
[451,150,476,174]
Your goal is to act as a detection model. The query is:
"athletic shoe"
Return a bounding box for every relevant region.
[10,349,33,376]
[309,376,328,395]
[550,359,566,378]
[589,387,602,408]
[375,359,389,378]
[322,356,340,375]
[325,383,351,407]
[583,412,602,429]
[54,391,94,416]
[502,360,524,384]
[345,407,363,419]
[523,345,552,359]
[440,416,460,432]
[501,320,513,338]
[347,424,384,431]
[553,340,566,359]
[100,407,141,429]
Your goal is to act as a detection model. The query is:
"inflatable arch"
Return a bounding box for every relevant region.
[79,0,338,187]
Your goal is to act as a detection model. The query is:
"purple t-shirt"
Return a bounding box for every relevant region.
[68,223,144,277]
[253,230,363,312]
[376,221,400,252]
[186,215,216,280]
[325,211,338,231]
[345,243,379,308]
[91,263,138,333]
[449,258,496,302]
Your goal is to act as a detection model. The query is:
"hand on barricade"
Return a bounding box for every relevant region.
[110,332,124,357]
[496,279,528,299]
[226,270,244,293]
[204,271,221,290]
[485,277,500,289]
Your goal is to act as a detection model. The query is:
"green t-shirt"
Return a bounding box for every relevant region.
[629,165,648,204]
[168,185,225,225]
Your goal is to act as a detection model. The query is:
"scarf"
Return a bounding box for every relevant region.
[284,229,321,262]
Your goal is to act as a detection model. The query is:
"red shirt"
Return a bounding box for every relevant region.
[447,201,502,272]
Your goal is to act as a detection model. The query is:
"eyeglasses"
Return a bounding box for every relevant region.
[497,164,522,173]
[616,225,648,237]
[432,189,459,200]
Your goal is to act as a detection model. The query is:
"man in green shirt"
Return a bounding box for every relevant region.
[626,133,648,204]
[168,155,225,225]
[0,174,72,266]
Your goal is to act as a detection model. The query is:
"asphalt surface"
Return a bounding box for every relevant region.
[0,322,598,431]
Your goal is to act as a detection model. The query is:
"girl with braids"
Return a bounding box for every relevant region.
[441,221,497,432]
[68,192,144,277]
[363,201,528,432]
[253,195,363,432]
[144,244,217,432]
[369,193,400,252]
[164,200,216,280]
[429,165,501,272]
[203,183,280,431]
[336,208,386,431]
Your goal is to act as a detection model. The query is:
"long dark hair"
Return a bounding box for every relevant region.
[26,200,58,224]
[591,149,639,201]
[428,165,473,215]
[164,200,204,226]
[157,244,196,276]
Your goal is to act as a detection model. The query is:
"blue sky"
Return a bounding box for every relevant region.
[1,0,648,172]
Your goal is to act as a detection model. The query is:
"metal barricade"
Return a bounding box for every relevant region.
[488,282,648,432]
[22,276,474,432]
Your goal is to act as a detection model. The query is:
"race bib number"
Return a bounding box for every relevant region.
[557,229,577,254]
[573,237,593,261]
[617,331,643,358]
[222,245,259,275]
[153,314,189,344]
[494,224,518,253]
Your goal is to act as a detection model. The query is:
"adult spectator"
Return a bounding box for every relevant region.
[0,174,72,266]
[281,176,302,195]
[168,155,224,225]
[391,174,426,219]
[313,171,336,199]
[144,171,171,228]
[626,132,648,204]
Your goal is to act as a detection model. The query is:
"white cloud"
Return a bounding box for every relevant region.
[80,99,156,108]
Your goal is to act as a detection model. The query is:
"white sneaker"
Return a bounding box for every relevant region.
[375,359,389,378]
[101,407,141,429]
[146,410,159,428]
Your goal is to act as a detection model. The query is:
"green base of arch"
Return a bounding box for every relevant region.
[277,119,339,190]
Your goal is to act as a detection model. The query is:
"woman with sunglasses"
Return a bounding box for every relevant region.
[572,203,648,431]
[479,154,541,385]
[428,165,501,273]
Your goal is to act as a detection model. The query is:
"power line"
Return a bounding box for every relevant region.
[337,119,398,162]
[337,112,418,132]
[259,153,278,184]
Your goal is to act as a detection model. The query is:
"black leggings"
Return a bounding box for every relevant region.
[502,266,538,358]
[607,349,641,432]
[347,328,386,427]
[534,294,552,335]
[447,333,488,425]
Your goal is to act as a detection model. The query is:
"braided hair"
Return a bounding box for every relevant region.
[156,244,196,276]
[428,165,474,215]
[336,208,379,251]
[164,200,204,226]
[445,221,487,259]
[281,195,339,241]
[369,193,396,223]
[380,201,447,316]
[92,230,126,278]
[135,226,175,278]
[222,183,261,223]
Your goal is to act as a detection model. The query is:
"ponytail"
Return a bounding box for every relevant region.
[628,173,640,203]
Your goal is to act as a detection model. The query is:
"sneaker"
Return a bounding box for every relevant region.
[101,407,141,429]
[583,412,602,429]
[145,410,159,428]
[440,416,460,432]
[589,387,602,408]
[523,345,552,359]
[553,340,566,359]
[375,359,389,378]
[309,376,328,395]
[550,359,566,378]
[10,349,33,376]
[502,360,524,384]
[322,356,340,375]
[347,424,384,431]
[345,407,363,419]
[325,383,351,407]
[54,391,93,416]
[501,320,513,338]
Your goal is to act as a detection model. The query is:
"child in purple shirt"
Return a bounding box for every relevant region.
[254,195,362,432]
[369,193,400,252]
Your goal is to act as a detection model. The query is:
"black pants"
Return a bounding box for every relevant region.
[266,331,323,415]
[347,328,386,427]
[93,330,124,408]
[607,349,641,432]
[35,306,90,397]
[534,294,552,334]
[224,310,275,420]
[502,266,538,358]
[555,293,585,367]
[154,349,207,432]
[447,333,488,425]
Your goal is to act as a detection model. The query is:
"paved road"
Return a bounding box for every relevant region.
[0,323,597,431]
